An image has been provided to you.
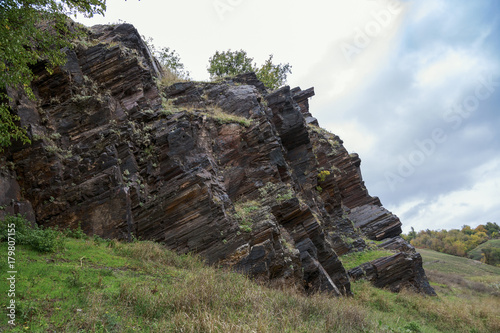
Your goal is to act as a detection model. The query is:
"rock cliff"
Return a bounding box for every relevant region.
[0,23,435,296]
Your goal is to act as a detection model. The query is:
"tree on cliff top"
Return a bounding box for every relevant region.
[0,0,106,151]
[143,35,190,87]
[207,49,292,91]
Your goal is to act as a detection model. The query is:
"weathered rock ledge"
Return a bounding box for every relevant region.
[0,23,434,296]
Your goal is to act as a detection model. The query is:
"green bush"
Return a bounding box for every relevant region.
[256,55,292,91]
[207,49,292,90]
[64,222,87,239]
[0,214,64,252]
[0,0,106,150]
[207,49,255,78]
[482,247,500,266]
[143,35,190,87]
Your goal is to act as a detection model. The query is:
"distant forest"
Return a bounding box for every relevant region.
[402,222,500,266]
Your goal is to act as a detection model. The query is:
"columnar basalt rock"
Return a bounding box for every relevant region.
[0,23,434,295]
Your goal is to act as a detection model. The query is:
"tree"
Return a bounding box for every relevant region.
[256,55,292,91]
[461,225,474,235]
[406,226,417,241]
[156,47,189,79]
[482,247,500,266]
[0,0,106,150]
[207,49,256,78]
[207,49,292,91]
[484,222,500,238]
[143,36,189,86]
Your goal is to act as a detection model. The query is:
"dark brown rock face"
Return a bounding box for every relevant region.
[0,23,434,295]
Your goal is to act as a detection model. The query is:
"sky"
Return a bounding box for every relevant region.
[76,0,500,233]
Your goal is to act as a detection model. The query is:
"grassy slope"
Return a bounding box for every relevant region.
[339,249,394,271]
[418,247,500,321]
[1,238,499,333]
[468,239,500,261]
[419,248,500,287]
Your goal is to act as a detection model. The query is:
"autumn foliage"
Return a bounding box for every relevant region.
[403,222,500,265]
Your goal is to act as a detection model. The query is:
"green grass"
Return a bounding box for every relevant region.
[419,248,500,278]
[233,200,261,233]
[204,108,253,127]
[339,249,394,271]
[419,247,500,295]
[468,239,500,261]
[1,235,500,332]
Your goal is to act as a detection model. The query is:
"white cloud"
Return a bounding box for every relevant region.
[410,0,446,23]
[390,158,500,233]
[414,49,479,88]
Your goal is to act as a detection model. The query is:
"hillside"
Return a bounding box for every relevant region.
[0,22,435,296]
[468,239,500,261]
[1,236,499,332]
[419,248,500,296]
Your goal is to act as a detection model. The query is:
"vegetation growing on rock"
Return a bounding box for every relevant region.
[207,49,292,90]
[0,0,106,150]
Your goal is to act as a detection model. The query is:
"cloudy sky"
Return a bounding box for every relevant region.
[76,0,500,233]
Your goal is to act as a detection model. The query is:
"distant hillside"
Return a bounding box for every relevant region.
[419,248,500,279]
[468,239,500,261]
[418,248,500,298]
[405,223,499,261]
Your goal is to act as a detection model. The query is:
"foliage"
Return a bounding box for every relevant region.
[207,49,256,78]
[0,214,64,252]
[317,170,331,182]
[233,200,260,232]
[64,222,88,240]
[0,0,106,150]
[207,49,292,91]
[156,47,188,78]
[404,224,498,259]
[468,239,500,261]
[143,35,189,86]
[256,54,292,90]
[276,188,294,202]
[481,247,500,266]
[484,221,500,238]
[405,226,417,242]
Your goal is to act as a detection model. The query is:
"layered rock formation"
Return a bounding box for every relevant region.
[0,23,434,295]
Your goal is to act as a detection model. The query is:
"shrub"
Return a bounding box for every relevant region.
[64,222,87,239]
[233,200,261,232]
[276,189,294,202]
[207,49,256,78]
[256,55,292,91]
[317,170,331,182]
[482,247,500,266]
[207,49,292,90]
[143,35,189,87]
[0,214,64,252]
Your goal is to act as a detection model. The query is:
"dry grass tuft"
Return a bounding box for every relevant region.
[157,67,189,88]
